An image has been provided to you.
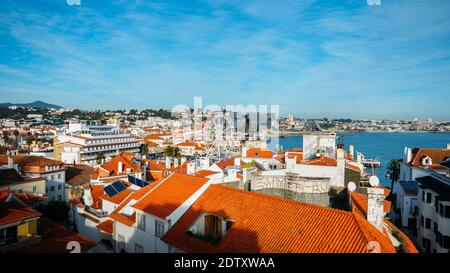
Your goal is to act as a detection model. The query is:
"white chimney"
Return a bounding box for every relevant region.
[406,148,412,163]
[242,167,253,183]
[447,143,450,150]
[7,154,13,169]
[233,158,240,167]
[356,152,362,164]
[118,161,123,174]
[187,162,196,175]
[242,147,249,157]
[336,148,345,187]
[286,155,296,170]
[348,145,354,159]
[165,157,172,169]
[83,187,94,207]
[367,187,386,232]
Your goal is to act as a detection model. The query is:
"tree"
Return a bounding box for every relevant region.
[386,158,401,197]
[140,144,149,156]
[164,146,181,159]
[96,153,106,164]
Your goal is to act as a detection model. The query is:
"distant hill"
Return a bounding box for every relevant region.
[0,100,63,109]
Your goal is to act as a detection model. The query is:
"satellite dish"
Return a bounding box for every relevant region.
[369,176,380,187]
[348,181,356,192]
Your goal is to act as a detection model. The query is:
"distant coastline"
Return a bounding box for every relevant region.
[270,130,450,137]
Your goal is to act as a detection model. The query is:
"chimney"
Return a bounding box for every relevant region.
[336,148,345,187]
[406,148,412,163]
[228,168,238,179]
[118,161,123,174]
[165,157,172,169]
[242,168,253,183]
[234,158,241,167]
[286,154,296,170]
[7,153,13,169]
[142,163,148,182]
[447,143,450,150]
[367,187,386,232]
[348,145,354,159]
[356,152,362,164]
[242,147,249,157]
[187,162,196,175]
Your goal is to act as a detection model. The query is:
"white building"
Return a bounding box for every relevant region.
[55,121,141,165]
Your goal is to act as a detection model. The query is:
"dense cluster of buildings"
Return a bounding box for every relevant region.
[1,106,448,253]
[280,116,450,132]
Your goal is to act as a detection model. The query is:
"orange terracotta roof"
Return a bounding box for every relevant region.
[99,151,141,177]
[215,158,245,170]
[109,182,160,226]
[145,140,159,147]
[132,174,208,219]
[304,156,337,166]
[162,185,397,253]
[409,148,450,169]
[245,148,274,158]
[384,219,419,253]
[0,200,42,227]
[97,219,114,235]
[194,170,219,178]
[0,155,63,168]
[346,163,363,172]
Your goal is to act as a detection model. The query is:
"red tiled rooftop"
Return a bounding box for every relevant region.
[132,174,208,219]
[162,185,397,253]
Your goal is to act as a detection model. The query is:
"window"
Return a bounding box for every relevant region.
[155,220,164,238]
[137,214,146,231]
[422,191,425,202]
[58,195,62,201]
[426,192,432,204]
[425,218,431,229]
[204,215,222,243]
[435,198,439,213]
[33,186,37,192]
[434,222,438,234]
[135,243,143,253]
[51,175,55,181]
[445,205,450,219]
[420,215,424,227]
[50,186,55,192]
[58,174,62,180]
[58,185,62,190]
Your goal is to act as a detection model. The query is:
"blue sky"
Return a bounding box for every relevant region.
[1,0,450,121]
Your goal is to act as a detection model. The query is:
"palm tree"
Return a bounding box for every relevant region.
[163,146,182,163]
[386,158,401,195]
[96,153,106,165]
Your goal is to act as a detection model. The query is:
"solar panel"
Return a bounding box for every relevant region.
[104,185,118,197]
[111,181,126,192]
[128,175,136,184]
[128,175,149,188]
